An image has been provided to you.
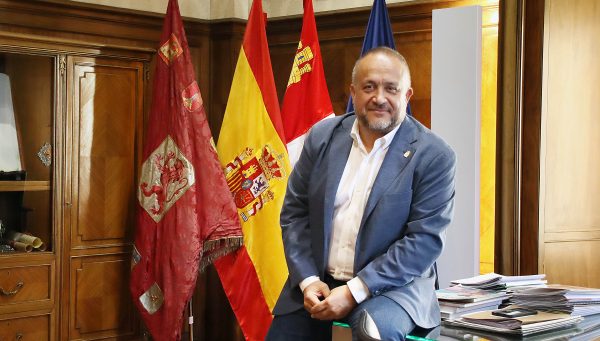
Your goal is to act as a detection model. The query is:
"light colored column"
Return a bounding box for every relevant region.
[431,5,482,288]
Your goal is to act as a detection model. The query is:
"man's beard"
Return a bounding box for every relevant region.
[356,105,406,135]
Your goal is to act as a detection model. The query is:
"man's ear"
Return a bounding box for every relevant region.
[405,88,413,102]
[350,84,356,99]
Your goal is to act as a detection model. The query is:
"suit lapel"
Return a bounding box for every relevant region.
[323,116,354,257]
[360,116,419,227]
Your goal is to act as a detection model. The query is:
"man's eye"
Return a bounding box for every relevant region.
[386,86,399,94]
[363,85,374,91]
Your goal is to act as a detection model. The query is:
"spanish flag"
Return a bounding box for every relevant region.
[214,0,290,340]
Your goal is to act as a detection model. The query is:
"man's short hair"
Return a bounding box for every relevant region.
[351,47,412,91]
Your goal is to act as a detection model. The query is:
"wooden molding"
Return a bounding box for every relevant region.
[518,0,545,275]
[0,0,209,52]
[496,0,545,275]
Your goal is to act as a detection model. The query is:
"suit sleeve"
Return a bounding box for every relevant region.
[280,128,320,288]
[357,147,456,294]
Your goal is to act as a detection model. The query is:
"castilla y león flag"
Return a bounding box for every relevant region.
[214,0,291,339]
[282,0,334,167]
[129,0,242,340]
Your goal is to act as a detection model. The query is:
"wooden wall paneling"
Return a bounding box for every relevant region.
[0,0,207,53]
[63,55,144,340]
[395,31,432,127]
[69,56,143,247]
[544,240,600,287]
[69,253,137,340]
[208,21,245,139]
[202,266,244,341]
[538,0,600,287]
[542,0,600,234]
[269,42,296,106]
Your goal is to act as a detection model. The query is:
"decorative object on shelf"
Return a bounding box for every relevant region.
[0,73,22,172]
[7,230,42,248]
[37,142,52,167]
[5,239,32,252]
[5,230,45,252]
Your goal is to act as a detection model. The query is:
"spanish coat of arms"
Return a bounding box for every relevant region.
[224,145,286,222]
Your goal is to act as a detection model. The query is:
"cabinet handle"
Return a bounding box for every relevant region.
[15,333,24,341]
[0,280,24,296]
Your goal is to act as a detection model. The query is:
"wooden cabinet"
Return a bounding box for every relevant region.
[0,33,148,341]
[61,56,144,340]
[0,262,53,311]
[0,312,52,341]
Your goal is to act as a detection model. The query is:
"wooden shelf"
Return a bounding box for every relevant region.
[0,181,51,192]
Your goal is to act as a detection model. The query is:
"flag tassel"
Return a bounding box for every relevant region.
[200,236,244,271]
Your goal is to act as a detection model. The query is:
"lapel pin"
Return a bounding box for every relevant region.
[403,150,411,158]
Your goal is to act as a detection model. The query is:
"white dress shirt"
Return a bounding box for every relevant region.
[300,118,402,304]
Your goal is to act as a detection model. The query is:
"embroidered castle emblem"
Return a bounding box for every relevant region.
[224,145,286,221]
[287,41,314,87]
[138,135,195,222]
[182,81,202,112]
[159,33,183,65]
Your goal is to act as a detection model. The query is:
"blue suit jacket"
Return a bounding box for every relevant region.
[273,113,456,328]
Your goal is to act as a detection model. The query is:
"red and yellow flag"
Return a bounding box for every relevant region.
[130,1,242,340]
[282,0,334,166]
[215,0,290,339]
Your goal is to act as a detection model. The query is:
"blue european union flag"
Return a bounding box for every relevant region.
[347,0,412,116]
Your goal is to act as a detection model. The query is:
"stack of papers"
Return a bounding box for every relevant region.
[510,285,600,316]
[437,285,508,320]
[451,273,547,290]
[444,308,583,336]
[442,313,600,341]
[437,285,509,302]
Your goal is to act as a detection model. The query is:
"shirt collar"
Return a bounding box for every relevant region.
[350,116,403,153]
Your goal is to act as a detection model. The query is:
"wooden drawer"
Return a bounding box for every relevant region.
[0,314,50,340]
[0,264,51,308]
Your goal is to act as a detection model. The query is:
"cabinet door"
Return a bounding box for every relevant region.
[63,56,144,340]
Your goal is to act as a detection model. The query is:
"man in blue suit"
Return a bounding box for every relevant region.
[267,47,456,341]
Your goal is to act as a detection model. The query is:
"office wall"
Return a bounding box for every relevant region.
[538,0,600,288]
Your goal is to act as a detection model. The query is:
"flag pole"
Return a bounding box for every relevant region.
[188,298,194,341]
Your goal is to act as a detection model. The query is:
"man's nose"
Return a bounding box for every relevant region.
[371,88,386,105]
